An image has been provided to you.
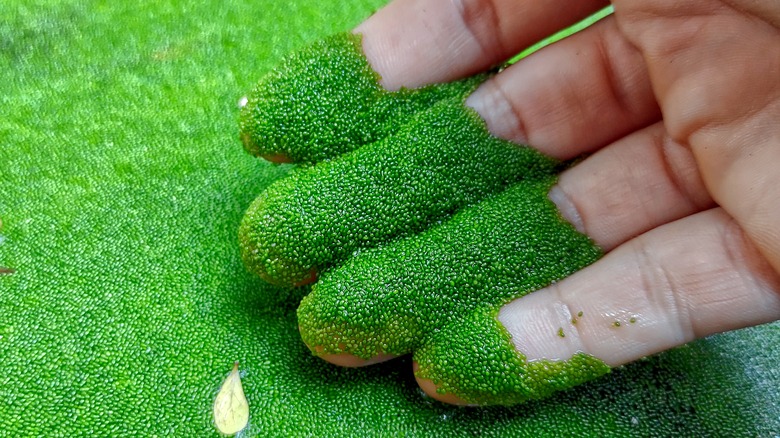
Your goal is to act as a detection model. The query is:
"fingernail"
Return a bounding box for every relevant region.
[465,81,529,145]
[548,185,585,234]
[464,86,489,119]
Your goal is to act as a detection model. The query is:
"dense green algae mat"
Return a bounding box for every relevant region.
[1,0,779,436]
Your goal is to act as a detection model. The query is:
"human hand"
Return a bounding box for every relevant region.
[238,0,780,406]
[349,0,780,403]
[239,31,609,404]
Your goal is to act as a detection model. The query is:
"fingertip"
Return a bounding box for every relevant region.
[240,129,294,164]
[252,266,315,288]
[293,269,317,287]
[239,130,260,155]
[309,344,397,368]
[239,131,292,163]
[261,153,293,164]
[412,362,476,406]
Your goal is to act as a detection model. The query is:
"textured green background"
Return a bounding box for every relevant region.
[1,1,778,436]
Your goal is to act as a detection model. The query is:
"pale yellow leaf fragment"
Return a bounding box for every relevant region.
[213,362,249,435]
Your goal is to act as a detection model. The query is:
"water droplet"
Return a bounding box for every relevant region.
[213,362,249,435]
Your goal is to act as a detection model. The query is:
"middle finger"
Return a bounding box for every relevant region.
[552,122,714,251]
[467,16,660,159]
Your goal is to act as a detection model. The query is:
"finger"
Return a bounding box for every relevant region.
[550,122,714,251]
[355,0,609,90]
[498,208,780,367]
[240,102,556,286]
[314,349,398,368]
[238,33,482,165]
[613,0,780,274]
[413,362,471,405]
[412,305,612,406]
[465,16,660,159]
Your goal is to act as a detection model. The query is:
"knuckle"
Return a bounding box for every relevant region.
[631,236,696,341]
[453,0,506,61]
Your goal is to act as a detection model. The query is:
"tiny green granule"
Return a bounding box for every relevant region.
[558,328,566,338]
[613,321,621,327]
[577,311,584,317]
[630,317,637,324]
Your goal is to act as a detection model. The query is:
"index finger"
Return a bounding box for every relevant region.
[355,0,609,90]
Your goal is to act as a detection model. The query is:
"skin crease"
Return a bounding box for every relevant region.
[313,0,780,405]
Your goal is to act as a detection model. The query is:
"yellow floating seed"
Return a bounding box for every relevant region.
[213,362,249,435]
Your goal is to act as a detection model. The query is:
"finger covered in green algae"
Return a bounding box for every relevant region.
[296,178,609,405]
[238,32,485,165]
[238,101,557,286]
[414,309,611,406]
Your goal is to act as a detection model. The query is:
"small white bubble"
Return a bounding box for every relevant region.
[238,96,248,108]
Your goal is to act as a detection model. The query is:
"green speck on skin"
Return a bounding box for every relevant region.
[558,328,566,338]
[630,317,637,324]
[613,321,622,328]
[578,311,584,317]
